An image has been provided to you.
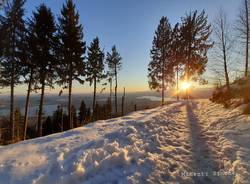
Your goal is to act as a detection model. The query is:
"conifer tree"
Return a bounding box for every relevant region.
[78,100,86,125]
[86,37,105,112]
[52,106,63,133]
[180,10,213,81]
[58,0,86,129]
[43,116,53,136]
[106,46,122,115]
[0,0,26,141]
[20,24,40,140]
[27,4,58,137]
[148,17,174,105]
[171,23,183,100]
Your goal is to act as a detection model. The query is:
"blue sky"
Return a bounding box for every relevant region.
[13,0,240,94]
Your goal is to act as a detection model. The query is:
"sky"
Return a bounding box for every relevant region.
[5,0,241,94]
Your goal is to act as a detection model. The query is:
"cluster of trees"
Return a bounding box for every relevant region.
[209,0,250,105]
[148,10,213,104]
[211,0,250,92]
[0,0,122,142]
[43,101,91,136]
[149,0,250,104]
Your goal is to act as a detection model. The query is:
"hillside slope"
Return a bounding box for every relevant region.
[0,100,249,184]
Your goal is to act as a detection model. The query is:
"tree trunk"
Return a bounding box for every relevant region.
[122,87,125,116]
[92,78,97,113]
[23,70,33,140]
[224,57,230,91]
[61,106,63,132]
[115,65,118,114]
[10,29,16,142]
[162,60,165,106]
[10,61,15,141]
[68,76,72,129]
[176,66,179,101]
[245,0,249,76]
[37,79,45,137]
[186,42,191,100]
[221,18,230,91]
[109,78,112,118]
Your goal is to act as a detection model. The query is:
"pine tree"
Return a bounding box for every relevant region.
[78,100,86,125]
[171,23,184,100]
[19,23,40,140]
[58,0,86,129]
[180,10,213,81]
[86,37,105,112]
[148,17,174,105]
[0,0,26,141]
[52,106,63,133]
[43,116,53,136]
[106,46,122,115]
[27,4,59,137]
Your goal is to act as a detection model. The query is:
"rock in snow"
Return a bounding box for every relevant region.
[0,100,249,184]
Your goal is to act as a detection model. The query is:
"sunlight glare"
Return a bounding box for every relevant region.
[180,81,191,91]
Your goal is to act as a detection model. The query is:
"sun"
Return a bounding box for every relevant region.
[180,81,191,91]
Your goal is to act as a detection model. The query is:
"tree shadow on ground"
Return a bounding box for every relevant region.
[186,101,232,184]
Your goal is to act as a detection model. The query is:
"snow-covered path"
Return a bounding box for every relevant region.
[0,100,249,184]
[184,102,232,184]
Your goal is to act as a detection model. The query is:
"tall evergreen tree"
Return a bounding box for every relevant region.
[19,24,40,140]
[171,23,184,100]
[78,100,86,125]
[86,37,105,112]
[43,116,53,136]
[0,0,26,141]
[148,17,174,105]
[52,106,63,133]
[106,46,122,115]
[180,10,213,81]
[27,4,58,137]
[58,0,86,129]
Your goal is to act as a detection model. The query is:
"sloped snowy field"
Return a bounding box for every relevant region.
[0,100,249,184]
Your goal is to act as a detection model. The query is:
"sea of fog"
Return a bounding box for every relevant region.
[0,89,212,117]
[0,92,165,116]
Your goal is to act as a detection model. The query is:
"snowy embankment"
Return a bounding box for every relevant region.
[0,100,249,184]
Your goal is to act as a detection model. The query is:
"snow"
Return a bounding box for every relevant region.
[0,100,249,184]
